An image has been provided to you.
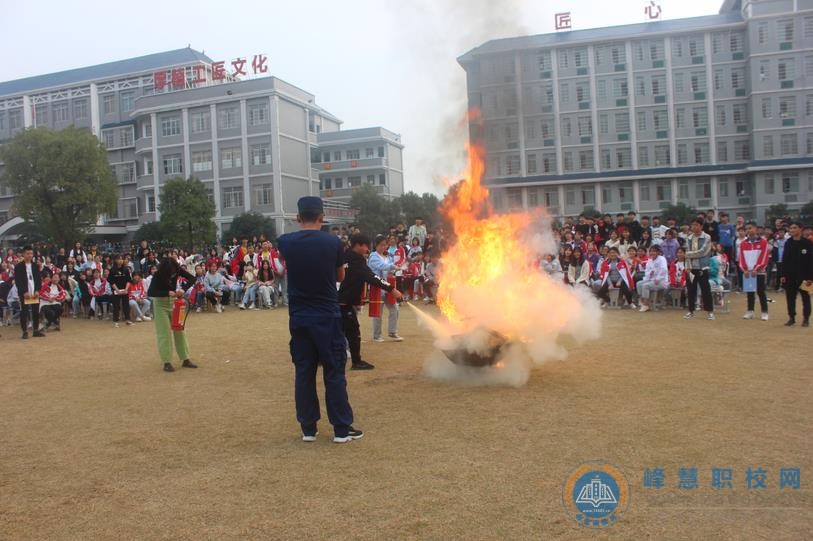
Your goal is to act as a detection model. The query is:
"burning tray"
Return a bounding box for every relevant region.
[440,331,508,367]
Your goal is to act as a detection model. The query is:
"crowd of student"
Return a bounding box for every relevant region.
[0,216,445,341]
[542,210,813,326]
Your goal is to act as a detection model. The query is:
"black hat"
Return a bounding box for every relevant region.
[297,196,323,213]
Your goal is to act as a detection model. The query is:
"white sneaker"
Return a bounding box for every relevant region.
[684,312,694,319]
[639,305,650,312]
[135,317,143,322]
[216,304,222,313]
[302,431,318,442]
[761,313,769,321]
[239,304,246,310]
[629,303,638,310]
[372,337,385,343]
[600,301,607,309]
[196,307,202,313]
[707,312,716,320]
[743,311,755,320]
[252,304,260,310]
[142,316,152,321]
[113,322,120,328]
[126,320,134,326]
[423,296,430,302]
[388,334,404,342]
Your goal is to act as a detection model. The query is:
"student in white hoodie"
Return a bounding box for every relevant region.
[637,245,669,312]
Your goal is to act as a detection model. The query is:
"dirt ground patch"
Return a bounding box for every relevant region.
[1,294,811,540]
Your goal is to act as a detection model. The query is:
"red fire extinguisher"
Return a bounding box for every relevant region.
[171,296,189,331]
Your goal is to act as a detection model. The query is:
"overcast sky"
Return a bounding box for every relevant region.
[0,0,715,195]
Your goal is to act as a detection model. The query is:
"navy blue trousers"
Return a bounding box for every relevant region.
[289,317,353,437]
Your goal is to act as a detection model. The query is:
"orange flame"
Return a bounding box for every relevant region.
[436,112,585,342]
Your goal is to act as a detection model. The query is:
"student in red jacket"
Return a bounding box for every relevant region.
[738,221,771,321]
[39,272,66,331]
[669,247,688,288]
[596,247,636,308]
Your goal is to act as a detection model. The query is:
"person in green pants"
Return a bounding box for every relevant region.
[147,253,198,372]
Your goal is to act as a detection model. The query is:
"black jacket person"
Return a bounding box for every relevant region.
[780,222,813,326]
[338,234,402,370]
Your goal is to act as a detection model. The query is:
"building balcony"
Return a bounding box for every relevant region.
[321,184,388,198]
[314,157,387,172]
[137,175,155,191]
[135,137,153,154]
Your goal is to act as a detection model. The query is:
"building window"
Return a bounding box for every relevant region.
[730,32,743,52]
[652,76,664,95]
[161,116,181,137]
[580,186,594,205]
[35,105,48,126]
[563,152,574,172]
[73,100,88,120]
[349,176,361,187]
[599,114,609,134]
[692,107,707,128]
[248,103,268,126]
[322,178,332,190]
[780,134,798,155]
[115,163,136,184]
[597,80,607,99]
[578,150,593,170]
[379,173,386,185]
[675,108,686,129]
[673,72,684,94]
[765,175,775,194]
[719,180,729,198]
[690,72,705,93]
[761,98,772,119]
[731,69,743,89]
[696,179,711,199]
[578,116,592,136]
[102,94,116,115]
[717,141,728,162]
[733,104,746,125]
[506,155,520,175]
[334,178,343,189]
[782,173,799,193]
[759,61,770,80]
[377,146,385,157]
[613,79,628,97]
[346,149,360,160]
[576,82,589,103]
[559,82,570,103]
[615,112,629,133]
[52,102,68,123]
[779,96,796,119]
[763,136,774,157]
[638,145,649,167]
[757,23,768,44]
[777,19,793,42]
[542,154,555,173]
[192,150,213,172]
[637,111,647,132]
[636,77,646,97]
[527,153,537,174]
[808,133,813,155]
[120,92,135,113]
[677,144,688,165]
[145,159,153,175]
[734,140,750,161]
[250,144,272,165]
[162,154,183,175]
[654,145,670,166]
[778,59,795,81]
[253,183,273,206]
[650,41,664,61]
[365,147,374,158]
[807,95,813,116]
[146,195,156,213]
[640,182,651,200]
[143,119,152,138]
[679,180,690,199]
[221,148,242,169]
[119,127,134,147]
[688,37,702,57]
[365,175,375,185]
[574,49,585,67]
[8,110,22,130]
[190,111,210,133]
[653,109,667,131]
[672,38,683,58]
[656,181,671,201]
[218,107,239,129]
[103,130,115,148]
[694,143,709,164]
[223,187,244,208]
[716,105,726,127]
[713,70,722,91]
[561,117,572,137]
[805,16,813,39]
[601,149,611,169]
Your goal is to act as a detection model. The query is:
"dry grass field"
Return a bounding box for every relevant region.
[1,294,811,540]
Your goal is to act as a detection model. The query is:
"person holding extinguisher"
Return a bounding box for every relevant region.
[147,253,197,372]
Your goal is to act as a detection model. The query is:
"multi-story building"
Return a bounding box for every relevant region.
[0,47,402,242]
[458,0,813,223]
[313,127,405,202]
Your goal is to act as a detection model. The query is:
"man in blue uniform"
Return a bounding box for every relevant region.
[277,196,362,443]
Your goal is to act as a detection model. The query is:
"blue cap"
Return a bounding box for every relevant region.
[297,196,324,213]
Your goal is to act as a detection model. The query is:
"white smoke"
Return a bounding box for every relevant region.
[411,211,603,387]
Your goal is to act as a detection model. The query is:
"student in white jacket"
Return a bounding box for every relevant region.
[637,245,669,312]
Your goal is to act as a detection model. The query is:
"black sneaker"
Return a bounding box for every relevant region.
[22,331,29,340]
[33,331,45,338]
[333,427,364,443]
[163,363,175,372]
[351,360,375,370]
[802,319,810,328]
[182,359,198,368]
[784,318,796,327]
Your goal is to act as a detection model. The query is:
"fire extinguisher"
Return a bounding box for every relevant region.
[171,296,189,331]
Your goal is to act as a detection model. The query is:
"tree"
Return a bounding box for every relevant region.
[226,211,276,241]
[158,177,216,251]
[397,191,441,230]
[799,200,813,225]
[349,184,400,236]
[765,203,792,225]
[660,203,699,226]
[0,127,117,248]
[133,221,165,244]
